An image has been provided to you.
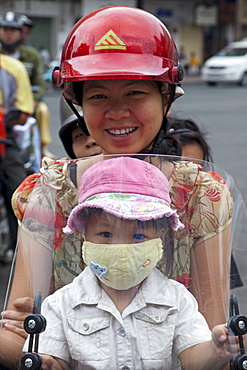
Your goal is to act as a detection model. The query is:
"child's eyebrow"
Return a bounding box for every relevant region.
[97,222,112,228]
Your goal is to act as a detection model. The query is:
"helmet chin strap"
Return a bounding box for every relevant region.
[65,99,90,136]
[151,85,176,154]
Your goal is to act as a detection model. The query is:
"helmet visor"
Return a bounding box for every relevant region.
[60,53,176,84]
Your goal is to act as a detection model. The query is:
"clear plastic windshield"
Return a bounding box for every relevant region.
[1,154,247,369]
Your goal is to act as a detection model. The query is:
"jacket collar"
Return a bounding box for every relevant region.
[70,266,177,309]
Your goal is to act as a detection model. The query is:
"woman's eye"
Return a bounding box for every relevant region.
[89,94,106,99]
[133,233,145,240]
[100,231,112,238]
[128,90,144,96]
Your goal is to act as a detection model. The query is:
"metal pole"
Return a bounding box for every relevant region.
[235,0,244,41]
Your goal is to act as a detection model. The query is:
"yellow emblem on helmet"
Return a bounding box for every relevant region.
[95,30,126,50]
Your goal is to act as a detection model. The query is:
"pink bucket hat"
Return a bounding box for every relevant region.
[63,157,184,234]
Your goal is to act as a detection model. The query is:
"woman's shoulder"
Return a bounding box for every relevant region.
[170,160,232,209]
[40,156,73,176]
[171,160,228,188]
[12,157,77,222]
[170,161,233,236]
[39,157,77,189]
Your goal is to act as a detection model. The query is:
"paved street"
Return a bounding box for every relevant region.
[1,76,247,312]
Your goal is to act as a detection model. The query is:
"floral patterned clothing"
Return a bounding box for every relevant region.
[12,157,233,291]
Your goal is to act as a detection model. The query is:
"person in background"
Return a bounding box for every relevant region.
[188,51,200,76]
[39,46,51,72]
[18,14,33,47]
[166,116,213,163]
[0,11,54,158]
[178,46,187,73]
[0,54,33,263]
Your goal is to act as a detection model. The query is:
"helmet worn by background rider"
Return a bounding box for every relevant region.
[59,96,84,159]
[0,11,22,30]
[18,14,33,28]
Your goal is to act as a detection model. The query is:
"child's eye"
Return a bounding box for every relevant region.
[133,233,145,240]
[73,132,84,140]
[100,231,112,238]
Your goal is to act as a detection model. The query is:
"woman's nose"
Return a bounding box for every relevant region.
[105,101,130,120]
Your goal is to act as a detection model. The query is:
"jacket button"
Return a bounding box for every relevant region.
[83,323,89,331]
[119,328,126,337]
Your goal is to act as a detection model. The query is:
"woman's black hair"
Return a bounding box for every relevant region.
[73,81,83,106]
[166,117,213,162]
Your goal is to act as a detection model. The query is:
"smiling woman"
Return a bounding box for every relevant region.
[0,6,238,369]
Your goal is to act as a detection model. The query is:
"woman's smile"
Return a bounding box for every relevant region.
[106,126,138,137]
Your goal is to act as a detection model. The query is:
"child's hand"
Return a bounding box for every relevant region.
[40,354,55,370]
[40,354,67,370]
[211,324,239,360]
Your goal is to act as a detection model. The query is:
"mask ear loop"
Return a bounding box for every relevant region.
[65,99,90,136]
[151,84,176,154]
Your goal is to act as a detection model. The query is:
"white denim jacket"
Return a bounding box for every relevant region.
[36,267,211,370]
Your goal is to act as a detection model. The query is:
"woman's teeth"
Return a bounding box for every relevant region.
[107,127,137,136]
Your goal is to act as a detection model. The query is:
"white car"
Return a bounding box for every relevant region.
[201,40,247,86]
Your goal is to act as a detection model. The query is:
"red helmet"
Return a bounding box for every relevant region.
[53,6,183,103]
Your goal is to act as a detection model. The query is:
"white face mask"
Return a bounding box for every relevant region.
[82,238,163,290]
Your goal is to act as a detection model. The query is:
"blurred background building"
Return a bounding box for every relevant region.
[1,0,247,67]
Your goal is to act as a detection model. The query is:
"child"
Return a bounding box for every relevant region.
[32,157,235,370]
[166,117,213,163]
